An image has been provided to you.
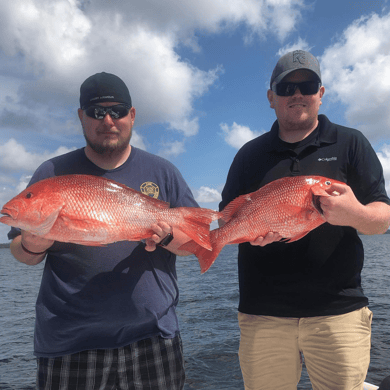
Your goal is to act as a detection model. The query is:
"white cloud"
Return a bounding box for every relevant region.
[277,37,311,56]
[220,122,264,149]
[377,144,390,194]
[131,130,146,151]
[266,0,305,41]
[0,138,75,173]
[0,0,305,138]
[320,12,390,141]
[158,140,186,159]
[0,0,90,72]
[194,186,222,203]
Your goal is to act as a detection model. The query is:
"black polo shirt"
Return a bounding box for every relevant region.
[220,114,390,317]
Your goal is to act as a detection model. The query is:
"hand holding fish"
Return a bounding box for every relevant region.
[319,182,359,227]
[145,221,195,256]
[9,231,54,266]
[319,182,390,234]
[249,231,283,247]
[21,230,54,253]
[144,222,173,252]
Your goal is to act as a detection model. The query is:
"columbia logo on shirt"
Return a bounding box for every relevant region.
[318,157,337,162]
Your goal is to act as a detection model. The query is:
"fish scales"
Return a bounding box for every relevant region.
[180,176,344,273]
[0,175,220,250]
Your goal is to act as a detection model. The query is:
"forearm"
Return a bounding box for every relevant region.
[10,235,47,266]
[351,202,390,235]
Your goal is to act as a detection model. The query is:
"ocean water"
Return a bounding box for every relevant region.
[0,234,389,389]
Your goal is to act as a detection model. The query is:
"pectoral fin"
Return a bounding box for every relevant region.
[30,208,62,236]
[60,216,110,233]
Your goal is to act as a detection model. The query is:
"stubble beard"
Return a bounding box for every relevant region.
[83,128,131,158]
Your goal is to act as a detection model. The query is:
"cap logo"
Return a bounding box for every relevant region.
[91,95,114,102]
[293,50,305,65]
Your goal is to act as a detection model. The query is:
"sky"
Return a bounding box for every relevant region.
[1,0,390,242]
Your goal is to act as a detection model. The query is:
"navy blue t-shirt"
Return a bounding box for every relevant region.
[9,147,198,357]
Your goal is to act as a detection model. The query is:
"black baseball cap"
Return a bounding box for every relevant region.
[270,50,321,88]
[80,72,132,109]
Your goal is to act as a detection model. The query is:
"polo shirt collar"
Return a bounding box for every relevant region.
[269,114,337,153]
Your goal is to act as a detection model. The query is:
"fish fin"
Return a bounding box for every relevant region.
[137,190,171,209]
[228,238,247,244]
[144,197,171,209]
[31,205,63,236]
[221,194,252,222]
[178,208,221,251]
[59,216,109,232]
[179,230,222,273]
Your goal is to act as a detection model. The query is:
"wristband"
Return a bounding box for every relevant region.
[21,242,47,256]
[157,233,174,247]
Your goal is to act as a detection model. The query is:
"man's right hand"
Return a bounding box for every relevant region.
[21,231,54,253]
[10,231,54,265]
[250,231,283,247]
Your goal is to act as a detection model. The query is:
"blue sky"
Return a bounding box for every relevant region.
[1,0,390,242]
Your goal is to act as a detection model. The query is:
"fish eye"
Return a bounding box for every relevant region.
[25,192,33,199]
[325,181,331,185]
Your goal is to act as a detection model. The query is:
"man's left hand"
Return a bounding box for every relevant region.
[319,182,362,227]
[319,183,390,235]
[144,222,173,252]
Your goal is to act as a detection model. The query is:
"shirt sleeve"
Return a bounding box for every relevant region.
[347,131,390,206]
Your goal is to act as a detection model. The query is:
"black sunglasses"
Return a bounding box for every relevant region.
[84,104,131,120]
[272,81,321,97]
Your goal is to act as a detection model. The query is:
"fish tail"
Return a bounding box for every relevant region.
[179,230,223,273]
[178,208,221,251]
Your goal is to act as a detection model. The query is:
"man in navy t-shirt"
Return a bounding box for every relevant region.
[8,72,198,389]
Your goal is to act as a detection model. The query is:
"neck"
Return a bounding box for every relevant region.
[84,145,132,170]
[278,118,318,143]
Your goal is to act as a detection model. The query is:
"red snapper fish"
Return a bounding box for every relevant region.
[0,175,220,250]
[180,176,345,273]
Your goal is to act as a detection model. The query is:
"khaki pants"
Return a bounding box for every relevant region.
[238,307,372,390]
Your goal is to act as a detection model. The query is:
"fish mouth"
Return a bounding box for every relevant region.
[312,195,323,214]
[0,208,17,221]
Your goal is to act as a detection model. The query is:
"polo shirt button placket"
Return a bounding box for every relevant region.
[291,157,300,175]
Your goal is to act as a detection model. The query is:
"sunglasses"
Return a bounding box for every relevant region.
[84,104,131,120]
[272,81,321,97]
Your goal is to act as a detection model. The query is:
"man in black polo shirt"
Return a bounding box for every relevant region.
[220,50,390,389]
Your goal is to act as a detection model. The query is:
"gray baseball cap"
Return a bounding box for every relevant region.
[270,50,321,88]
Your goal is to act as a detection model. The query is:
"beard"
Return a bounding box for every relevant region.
[83,128,131,157]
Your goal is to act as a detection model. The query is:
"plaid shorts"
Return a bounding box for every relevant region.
[36,334,185,390]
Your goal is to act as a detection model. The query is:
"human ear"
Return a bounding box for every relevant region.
[267,89,275,109]
[77,108,84,122]
[319,86,325,98]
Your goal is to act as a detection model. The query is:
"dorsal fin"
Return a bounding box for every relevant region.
[221,193,252,222]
